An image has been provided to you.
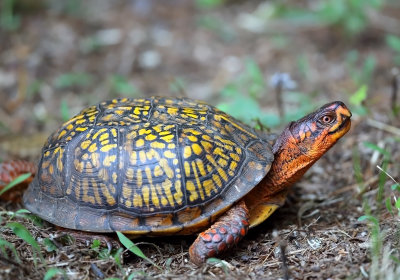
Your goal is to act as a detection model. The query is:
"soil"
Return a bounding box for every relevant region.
[0,1,400,279]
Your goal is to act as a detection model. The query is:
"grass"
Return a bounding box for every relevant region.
[356,139,400,279]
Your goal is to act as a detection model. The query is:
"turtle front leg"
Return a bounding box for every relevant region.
[189,200,250,265]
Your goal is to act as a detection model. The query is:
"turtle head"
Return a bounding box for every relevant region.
[238,101,351,228]
[282,101,352,158]
[258,101,351,196]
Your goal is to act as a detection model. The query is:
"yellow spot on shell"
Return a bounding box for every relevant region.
[161,197,168,206]
[218,158,228,167]
[212,174,222,187]
[145,134,157,141]
[187,135,198,142]
[101,183,116,206]
[142,186,150,207]
[162,179,174,206]
[111,128,117,137]
[203,179,216,196]
[139,151,146,163]
[139,129,151,135]
[82,180,95,204]
[164,150,176,159]
[187,181,198,202]
[91,178,102,205]
[58,130,67,139]
[201,141,213,153]
[214,147,228,159]
[151,141,165,149]
[217,167,228,181]
[150,185,160,208]
[192,143,202,155]
[229,161,237,172]
[130,152,137,165]
[126,131,137,139]
[191,161,204,200]
[76,127,88,132]
[146,149,159,160]
[99,133,109,141]
[183,146,192,158]
[159,158,174,178]
[137,169,142,187]
[161,134,174,142]
[103,155,116,166]
[230,153,240,161]
[154,165,163,177]
[101,144,117,152]
[196,159,207,177]
[112,172,118,184]
[174,181,183,205]
[168,143,176,149]
[133,193,143,207]
[49,164,54,175]
[184,161,191,177]
[81,140,91,149]
[76,119,86,125]
[88,143,97,153]
[122,183,132,198]
[167,107,178,115]
[136,139,145,147]
[114,110,125,115]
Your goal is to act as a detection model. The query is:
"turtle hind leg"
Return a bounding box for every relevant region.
[0,160,36,201]
[189,200,250,266]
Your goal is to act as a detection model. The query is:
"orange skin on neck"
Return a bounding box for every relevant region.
[244,101,351,223]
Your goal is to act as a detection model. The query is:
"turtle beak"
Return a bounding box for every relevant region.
[328,101,352,136]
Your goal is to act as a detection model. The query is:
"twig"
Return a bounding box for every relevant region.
[391,68,399,115]
[0,254,28,274]
[280,241,289,280]
[376,165,399,185]
[275,81,284,120]
[366,119,400,137]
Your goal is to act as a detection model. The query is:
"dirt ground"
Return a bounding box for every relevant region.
[1,1,400,279]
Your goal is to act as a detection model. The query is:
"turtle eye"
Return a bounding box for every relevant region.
[318,114,336,125]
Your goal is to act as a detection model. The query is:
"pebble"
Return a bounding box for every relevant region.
[138,50,161,69]
[95,28,122,46]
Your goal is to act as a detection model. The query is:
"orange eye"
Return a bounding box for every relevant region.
[319,114,335,124]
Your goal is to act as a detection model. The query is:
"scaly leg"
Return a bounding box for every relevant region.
[189,200,250,265]
[0,160,36,201]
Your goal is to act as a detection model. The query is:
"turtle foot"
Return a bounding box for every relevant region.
[189,200,250,265]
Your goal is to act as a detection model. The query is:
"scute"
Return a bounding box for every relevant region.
[23,97,275,234]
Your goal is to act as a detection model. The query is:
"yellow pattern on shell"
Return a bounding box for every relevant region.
[32,96,273,233]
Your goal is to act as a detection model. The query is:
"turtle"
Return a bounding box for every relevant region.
[21,97,351,265]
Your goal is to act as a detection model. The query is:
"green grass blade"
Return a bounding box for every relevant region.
[116,231,160,269]
[0,172,31,196]
[0,238,21,263]
[44,268,65,280]
[6,222,43,264]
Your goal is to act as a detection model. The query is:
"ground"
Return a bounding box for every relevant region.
[0,1,400,279]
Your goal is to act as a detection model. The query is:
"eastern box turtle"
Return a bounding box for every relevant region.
[22,97,351,265]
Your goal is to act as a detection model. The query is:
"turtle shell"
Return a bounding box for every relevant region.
[23,97,275,235]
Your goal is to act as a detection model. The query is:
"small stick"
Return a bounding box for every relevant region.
[280,241,289,280]
[275,81,284,120]
[391,68,399,115]
[366,119,400,137]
